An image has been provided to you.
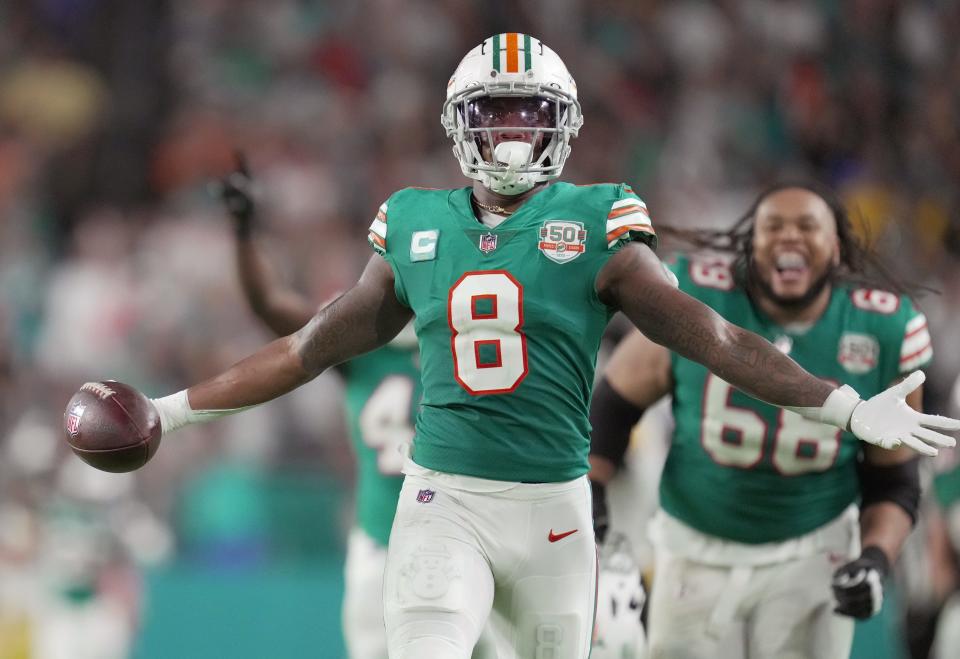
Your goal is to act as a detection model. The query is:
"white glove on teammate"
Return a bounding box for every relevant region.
[788,371,960,457]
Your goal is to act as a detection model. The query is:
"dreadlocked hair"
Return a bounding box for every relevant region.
[658,181,929,300]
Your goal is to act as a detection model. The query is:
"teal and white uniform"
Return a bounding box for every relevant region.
[647,253,933,659]
[340,343,420,546]
[339,338,420,659]
[368,182,655,658]
[368,183,655,483]
[663,254,931,543]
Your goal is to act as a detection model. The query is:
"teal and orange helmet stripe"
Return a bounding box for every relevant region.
[491,33,533,73]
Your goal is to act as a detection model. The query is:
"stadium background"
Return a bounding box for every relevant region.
[1,1,959,657]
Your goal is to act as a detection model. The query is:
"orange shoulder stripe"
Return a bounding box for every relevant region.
[607,205,649,220]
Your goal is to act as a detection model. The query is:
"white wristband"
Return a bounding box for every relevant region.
[784,385,862,431]
[150,390,256,436]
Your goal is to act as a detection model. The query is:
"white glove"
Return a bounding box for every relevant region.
[789,371,960,457]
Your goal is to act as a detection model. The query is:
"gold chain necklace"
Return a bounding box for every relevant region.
[472,195,515,216]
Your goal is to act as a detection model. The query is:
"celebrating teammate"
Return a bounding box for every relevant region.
[217,159,419,659]
[134,36,957,659]
[590,183,939,658]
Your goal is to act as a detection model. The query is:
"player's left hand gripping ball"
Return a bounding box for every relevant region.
[831,546,889,619]
[850,371,960,456]
[63,381,161,472]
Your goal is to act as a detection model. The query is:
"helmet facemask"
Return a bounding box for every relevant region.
[443,81,582,195]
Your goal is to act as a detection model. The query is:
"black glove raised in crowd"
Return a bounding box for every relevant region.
[217,151,256,238]
[831,545,890,619]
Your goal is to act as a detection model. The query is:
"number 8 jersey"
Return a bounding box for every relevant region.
[369,183,656,483]
[662,254,933,544]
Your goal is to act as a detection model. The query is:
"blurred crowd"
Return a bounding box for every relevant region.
[1,1,959,657]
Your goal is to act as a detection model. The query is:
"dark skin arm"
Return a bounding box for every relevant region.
[187,255,412,410]
[858,384,923,563]
[588,329,672,485]
[596,242,835,409]
[217,152,316,335]
[234,237,316,336]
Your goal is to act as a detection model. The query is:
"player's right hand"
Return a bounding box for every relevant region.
[850,371,960,457]
[216,151,256,237]
[831,546,889,619]
[591,480,610,544]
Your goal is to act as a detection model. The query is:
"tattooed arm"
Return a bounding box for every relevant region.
[184,255,412,411]
[595,242,833,408]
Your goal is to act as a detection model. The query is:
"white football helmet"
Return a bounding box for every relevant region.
[441,33,583,195]
[592,533,647,659]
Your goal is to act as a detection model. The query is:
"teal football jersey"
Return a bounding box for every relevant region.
[933,462,960,510]
[661,254,933,543]
[368,183,656,482]
[339,343,420,546]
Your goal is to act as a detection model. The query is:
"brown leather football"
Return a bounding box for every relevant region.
[63,381,162,472]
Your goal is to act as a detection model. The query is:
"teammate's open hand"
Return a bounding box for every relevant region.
[216,151,256,237]
[850,371,960,457]
[832,546,888,619]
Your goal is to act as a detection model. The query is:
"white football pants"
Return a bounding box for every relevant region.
[383,461,597,659]
[647,508,859,659]
[343,527,389,659]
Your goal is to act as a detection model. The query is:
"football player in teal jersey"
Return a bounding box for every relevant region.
[131,35,958,659]
[217,159,419,659]
[589,183,938,659]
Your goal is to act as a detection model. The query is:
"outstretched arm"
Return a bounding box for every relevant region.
[233,239,316,335]
[218,153,316,335]
[596,242,959,455]
[597,242,832,408]
[156,255,411,428]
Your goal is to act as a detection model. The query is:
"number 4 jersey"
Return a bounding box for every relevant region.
[662,254,933,544]
[339,340,420,546]
[369,183,656,483]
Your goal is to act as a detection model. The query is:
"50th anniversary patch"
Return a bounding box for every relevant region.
[538,220,586,263]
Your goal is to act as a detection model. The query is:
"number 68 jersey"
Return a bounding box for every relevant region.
[369,183,656,483]
[662,254,933,544]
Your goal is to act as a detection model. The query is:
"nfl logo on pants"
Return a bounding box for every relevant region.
[416,489,435,503]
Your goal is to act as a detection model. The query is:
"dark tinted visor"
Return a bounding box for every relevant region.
[466,96,556,129]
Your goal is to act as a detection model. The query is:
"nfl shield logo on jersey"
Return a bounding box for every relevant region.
[539,220,586,263]
[838,332,879,374]
[416,489,436,503]
[66,403,86,437]
[479,232,498,254]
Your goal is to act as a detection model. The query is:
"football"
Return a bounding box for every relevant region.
[63,381,162,473]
